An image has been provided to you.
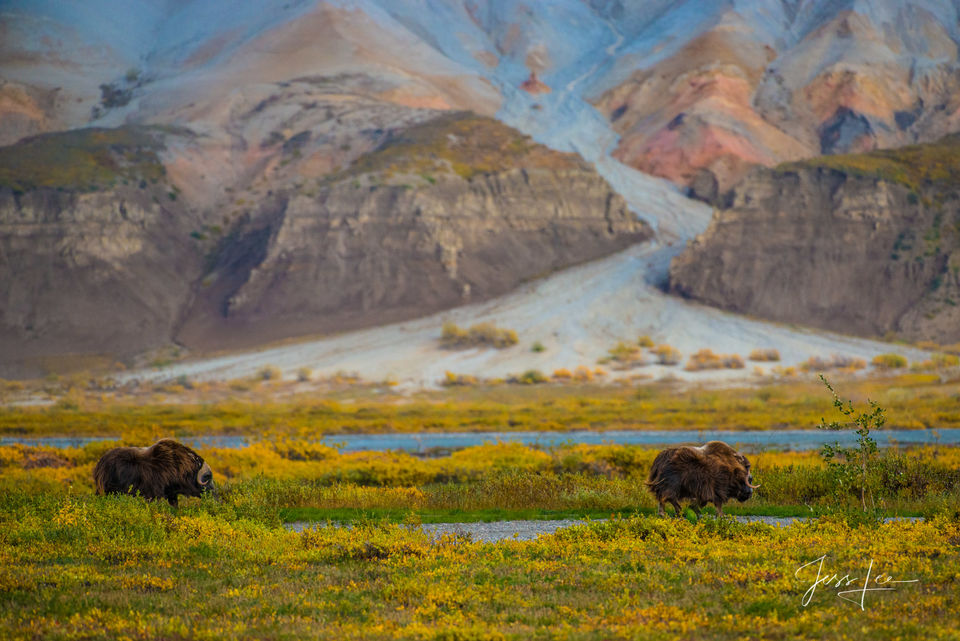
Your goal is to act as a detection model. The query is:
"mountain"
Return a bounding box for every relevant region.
[589,0,960,191]
[8,1,960,191]
[670,135,960,343]
[2,0,958,377]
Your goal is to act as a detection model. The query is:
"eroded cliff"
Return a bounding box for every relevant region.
[669,137,960,343]
[0,128,204,375]
[1,113,650,374]
[178,114,650,349]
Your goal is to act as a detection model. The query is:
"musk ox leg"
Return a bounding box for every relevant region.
[668,499,683,518]
[658,501,666,517]
[713,500,724,517]
[690,503,702,519]
[166,492,179,508]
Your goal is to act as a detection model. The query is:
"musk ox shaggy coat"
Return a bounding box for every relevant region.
[93,439,215,506]
[646,441,759,518]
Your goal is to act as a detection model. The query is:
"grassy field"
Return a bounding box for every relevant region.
[3,373,960,440]
[1,487,958,640]
[2,377,959,638]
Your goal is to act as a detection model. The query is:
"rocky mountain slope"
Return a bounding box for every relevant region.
[0,107,648,376]
[177,112,649,351]
[5,0,960,377]
[8,1,960,193]
[0,127,204,371]
[670,135,960,343]
[590,1,960,191]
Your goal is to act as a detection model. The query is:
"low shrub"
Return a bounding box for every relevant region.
[940,342,960,355]
[510,370,548,385]
[552,368,573,380]
[684,349,745,371]
[296,367,313,382]
[258,366,282,381]
[799,355,867,372]
[442,372,478,387]
[749,348,781,362]
[871,353,908,370]
[637,335,654,348]
[441,322,518,349]
[531,342,546,353]
[572,366,594,382]
[650,344,681,366]
[605,342,647,368]
[911,353,959,371]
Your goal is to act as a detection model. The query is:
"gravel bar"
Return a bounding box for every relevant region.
[285,515,918,542]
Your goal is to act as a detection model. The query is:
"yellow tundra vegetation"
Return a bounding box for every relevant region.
[0,484,957,640]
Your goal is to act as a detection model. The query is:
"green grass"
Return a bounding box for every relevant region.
[3,380,958,638]
[0,126,167,193]
[776,133,960,192]
[1,489,957,640]
[6,373,960,437]
[327,111,583,184]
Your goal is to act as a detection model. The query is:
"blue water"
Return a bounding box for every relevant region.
[2,428,958,453]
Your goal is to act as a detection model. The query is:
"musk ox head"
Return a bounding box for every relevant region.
[93,439,216,507]
[646,440,759,518]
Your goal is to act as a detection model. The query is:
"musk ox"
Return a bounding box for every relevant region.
[93,439,216,506]
[646,441,759,518]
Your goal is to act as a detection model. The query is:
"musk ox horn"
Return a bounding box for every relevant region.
[196,462,212,485]
[747,480,761,488]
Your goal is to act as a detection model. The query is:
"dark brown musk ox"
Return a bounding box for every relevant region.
[93,439,216,506]
[646,441,759,518]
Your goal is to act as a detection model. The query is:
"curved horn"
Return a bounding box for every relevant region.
[747,480,761,489]
[196,462,212,485]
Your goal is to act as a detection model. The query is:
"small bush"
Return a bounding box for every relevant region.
[871,353,908,370]
[684,349,745,371]
[442,372,478,386]
[911,353,960,371]
[606,342,646,368]
[771,366,798,377]
[940,342,960,355]
[749,348,781,362]
[637,335,654,348]
[441,321,469,344]
[650,344,681,366]
[258,366,282,381]
[552,368,573,380]
[229,379,253,392]
[799,355,867,372]
[440,322,518,349]
[510,370,548,385]
[531,342,546,353]
[724,354,745,369]
[1,379,26,392]
[296,367,313,382]
[572,366,594,382]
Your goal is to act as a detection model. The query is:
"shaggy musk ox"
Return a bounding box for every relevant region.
[646,441,759,518]
[93,439,216,506]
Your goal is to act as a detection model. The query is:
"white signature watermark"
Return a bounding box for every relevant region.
[795,554,919,610]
